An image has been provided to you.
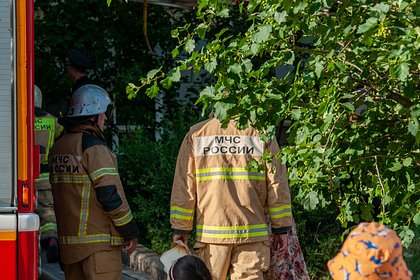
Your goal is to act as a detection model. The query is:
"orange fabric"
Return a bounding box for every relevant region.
[328,222,412,280]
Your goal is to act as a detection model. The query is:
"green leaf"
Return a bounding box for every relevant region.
[334,61,346,72]
[302,191,319,210]
[205,57,218,73]
[399,1,410,10]
[214,101,236,120]
[199,86,216,98]
[147,69,160,79]
[408,118,419,137]
[251,43,260,55]
[185,39,195,53]
[274,11,287,24]
[313,134,322,143]
[321,114,333,132]
[145,81,159,98]
[342,102,355,112]
[371,3,390,13]
[161,77,172,89]
[282,0,293,12]
[315,61,323,78]
[357,17,378,34]
[171,48,180,58]
[402,158,413,167]
[246,0,260,13]
[400,227,415,247]
[389,162,403,172]
[126,83,139,99]
[168,68,181,82]
[252,25,272,43]
[227,63,242,75]
[411,109,420,118]
[291,109,301,120]
[413,212,420,226]
[218,8,229,18]
[243,59,253,73]
[296,126,309,145]
[397,62,410,81]
[293,1,308,13]
[196,23,208,39]
[341,93,355,99]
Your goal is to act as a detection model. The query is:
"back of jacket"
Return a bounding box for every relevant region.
[48,125,139,264]
[34,108,62,189]
[170,117,292,244]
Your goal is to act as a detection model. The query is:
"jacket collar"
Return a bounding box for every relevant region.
[67,123,105,142]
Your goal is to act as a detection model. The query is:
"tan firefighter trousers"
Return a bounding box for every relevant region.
[194,241,270,280]
[64,248,122,280]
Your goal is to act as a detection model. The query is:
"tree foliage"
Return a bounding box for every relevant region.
[34,0,193,129]
[130,0,420,245]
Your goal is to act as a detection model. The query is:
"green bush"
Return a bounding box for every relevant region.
[293,208,341,279]
[405,235,420,280]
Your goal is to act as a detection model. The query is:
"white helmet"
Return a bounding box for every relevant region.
[34,85,42,108]
[67,84,111,117]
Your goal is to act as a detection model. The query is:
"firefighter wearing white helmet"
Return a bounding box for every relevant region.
[49,84,139,278]
[34,85,62,263]
[67,84,111,118]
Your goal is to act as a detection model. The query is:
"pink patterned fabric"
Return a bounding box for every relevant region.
[264,222,310,280]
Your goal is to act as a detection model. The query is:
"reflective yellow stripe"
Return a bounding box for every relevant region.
[78,182,91,236]
[50,174,90,184]
[171,214,193,221]
[35,173,50,182]
[196,167,265,182]
[0,232,16,241]
[113,211,133,227]
[170,206,194,221]
[90,167,118,181]
[196,224,269,239]
[269,204,292,219]
[59,234,124,245]
[39,222,57,234]
[55,126,64,139]
[170,206,193,213]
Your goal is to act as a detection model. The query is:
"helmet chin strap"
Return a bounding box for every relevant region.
[93,115,102,131]
[89,114,106,142]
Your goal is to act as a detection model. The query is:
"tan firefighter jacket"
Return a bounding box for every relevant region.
[170,117,293,244]
[48,124,139,264]
[34,107,63,190]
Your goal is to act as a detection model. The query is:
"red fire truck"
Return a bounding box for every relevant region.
[0,0,39,279]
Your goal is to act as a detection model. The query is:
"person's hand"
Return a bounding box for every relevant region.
[124,239,138,255]
[272,233,288,256]
[173,234,189,245]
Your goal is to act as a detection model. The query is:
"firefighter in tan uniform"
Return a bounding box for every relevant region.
[170,117,293,280]
[34,85,63,263]
[48,84,139,279]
